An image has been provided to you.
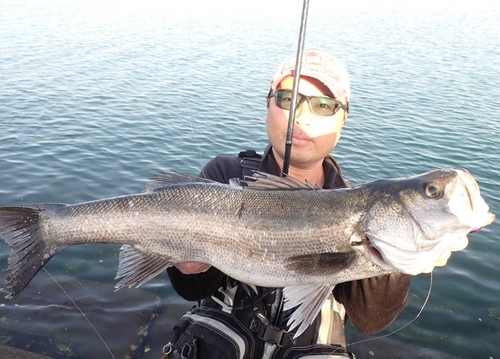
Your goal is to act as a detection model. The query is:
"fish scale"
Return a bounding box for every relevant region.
[0,168,495,337]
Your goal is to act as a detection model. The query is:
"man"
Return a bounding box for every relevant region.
[165,48,467,359]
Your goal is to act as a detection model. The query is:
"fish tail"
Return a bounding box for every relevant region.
[0,205,68,299]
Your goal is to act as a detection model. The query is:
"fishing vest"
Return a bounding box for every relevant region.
[165,150,355,359]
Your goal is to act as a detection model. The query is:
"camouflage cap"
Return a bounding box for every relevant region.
[270,48,350,101]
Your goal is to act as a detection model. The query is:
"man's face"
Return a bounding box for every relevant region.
[265,76,347,169]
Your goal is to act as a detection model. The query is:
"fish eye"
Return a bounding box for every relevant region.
[425,183,441,198]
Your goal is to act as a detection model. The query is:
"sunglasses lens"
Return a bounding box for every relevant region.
[309,97,339,116]
[273,90,341,116]
[275,90,293,110]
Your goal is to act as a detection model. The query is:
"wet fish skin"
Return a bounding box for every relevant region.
[0,168,495,336]
[0,175,370,295]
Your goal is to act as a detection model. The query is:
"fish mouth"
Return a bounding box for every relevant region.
[352,235,394,271]
[365,242,391,269]
[454,169,496,228]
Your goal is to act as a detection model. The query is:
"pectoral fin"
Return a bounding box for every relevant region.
[285,252,355,276]
[114,245,174,289]
[283,284,336,338]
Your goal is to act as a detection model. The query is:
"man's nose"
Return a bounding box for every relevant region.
[294,101,313,126]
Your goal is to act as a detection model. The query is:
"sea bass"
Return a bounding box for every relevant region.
[0,168,495,336]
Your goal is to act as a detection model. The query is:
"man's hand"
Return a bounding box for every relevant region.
[422,236,469,273]
[175,261,212,274]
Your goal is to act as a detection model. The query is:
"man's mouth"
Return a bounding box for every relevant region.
[292,134,311,144]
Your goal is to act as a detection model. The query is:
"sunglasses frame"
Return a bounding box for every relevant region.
[267,89,349,116]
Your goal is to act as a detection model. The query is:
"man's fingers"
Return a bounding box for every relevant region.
[175,262,212,274]
[421,237,469,274]
[422,250,452,273]
[450,236,469,252]
[434,250,452,267]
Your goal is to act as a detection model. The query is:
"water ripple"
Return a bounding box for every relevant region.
[1,1,500,357]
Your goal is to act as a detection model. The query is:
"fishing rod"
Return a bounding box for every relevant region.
[282,0,310,176]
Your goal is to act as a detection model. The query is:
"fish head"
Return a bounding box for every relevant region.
[360,168,495,275]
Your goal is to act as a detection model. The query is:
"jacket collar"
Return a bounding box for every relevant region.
[257,145,349,189]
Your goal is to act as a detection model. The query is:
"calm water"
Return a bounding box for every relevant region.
[1,1,499,358]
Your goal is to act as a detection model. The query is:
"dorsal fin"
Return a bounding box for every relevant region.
[143,170,322,193]
[242,172,320,190]
[142,171,217,193]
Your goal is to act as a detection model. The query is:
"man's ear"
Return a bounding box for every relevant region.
[266,97,270,109]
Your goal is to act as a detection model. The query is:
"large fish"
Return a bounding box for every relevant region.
[0,168,495,336]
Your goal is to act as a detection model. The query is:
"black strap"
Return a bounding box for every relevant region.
[237,149,262,179]
[222,149,263,181]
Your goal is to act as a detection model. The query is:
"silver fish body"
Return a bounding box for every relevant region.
[0,168,495,336]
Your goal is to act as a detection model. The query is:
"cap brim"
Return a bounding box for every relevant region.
[271,70,347,100]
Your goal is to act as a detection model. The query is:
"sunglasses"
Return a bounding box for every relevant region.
[268,89,348,117]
